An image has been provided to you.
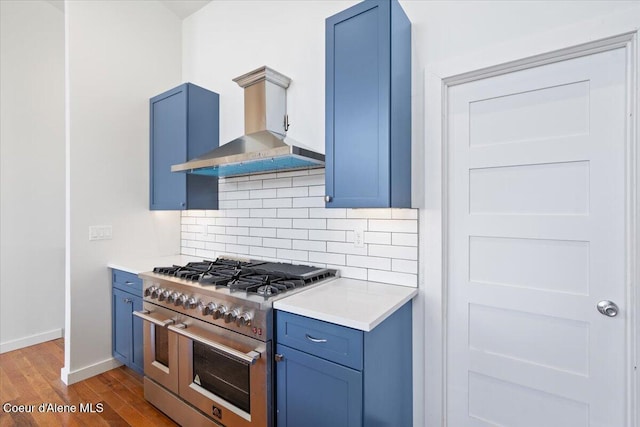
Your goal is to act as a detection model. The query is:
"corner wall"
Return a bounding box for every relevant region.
[0,1,65,353]
[62,0,182,383]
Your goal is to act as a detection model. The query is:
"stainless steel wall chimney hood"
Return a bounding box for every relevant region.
[171,66,324,177]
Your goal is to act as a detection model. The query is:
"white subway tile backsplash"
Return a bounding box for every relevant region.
[250,246,277,258]
[391,209,418,220]
[262,238,292,249]
[250,189,277,199]
[250,228,277,238]
[181,170,418,288]
[277,249,309,262]
[392,259,418,274]
[215,234,237,244]
[309,208,347,219]
[225,227,249,236]
[277,169,309,178]
[238,218,262,227]
[237,180,263,191]
[219,182,238,192]
[263,218,293,228]
[207,225,226,235]
[205,242,225,252]
[292,174,324,187]
[237,199,263,209]
[277,187,308,198]
[263,198,293,208]
[238,236,262,246]
[219,200,239,209]
[277,228,309,240]
[249,172,277,181]
[326,264,368,281]
[250,208,277,218]
[293,240,326,252]
[369,244,417,261]
[226,244,249,255]
[309,251,345,265]
[346,255,391,270]
[292,197,325,208]
[347,209,392,219]
[216,218,237,227]
[327,219,367,231]
[392,233,418,247]
[263,177,292,189]
[327,241,368,256]
[308,230,346,242]
[369,220,417,233]
[308,185,325,196]
[277,208,309,218]
[367,269,417,287]
[293,219,326,229]
[363,231,392,245]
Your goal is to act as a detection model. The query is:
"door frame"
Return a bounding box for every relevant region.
[419,23,639,427]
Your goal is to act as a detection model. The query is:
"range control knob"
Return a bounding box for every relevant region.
[184,297,198,309]
[167,292,181,304]
[144,286,157,297]
[202,302,217,316]
[212,305,227,320]
[150,287,163,299]
[224,309,239,324]
[175,294,188,307]
[158,289,171,301]
[236,312,253,327]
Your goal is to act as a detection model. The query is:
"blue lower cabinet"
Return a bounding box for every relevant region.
[275,302,412,427]
[112,269,144,374]
[276,344,362,427]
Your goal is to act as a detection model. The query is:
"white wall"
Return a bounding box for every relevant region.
[62,0,183,383]
[182,1,640,426]
[0,1,65,353]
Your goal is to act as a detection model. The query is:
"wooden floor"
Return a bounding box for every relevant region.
[0,339,177,427]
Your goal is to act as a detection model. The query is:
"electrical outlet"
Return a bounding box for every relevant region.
[353,228,365,248]
[89,225,113,241]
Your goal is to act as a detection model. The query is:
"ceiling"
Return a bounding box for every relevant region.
[159,0,211,19]
[45,0,212,20]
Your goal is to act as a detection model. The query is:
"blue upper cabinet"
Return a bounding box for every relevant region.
[150,83,219,210]
[326,0,411,208]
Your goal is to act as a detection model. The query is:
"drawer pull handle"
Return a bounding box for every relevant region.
[125,281,135,285]
[305,334,327,344]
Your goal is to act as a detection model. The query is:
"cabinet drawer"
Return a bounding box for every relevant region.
[276,311,362,370]
[112,269,142,296]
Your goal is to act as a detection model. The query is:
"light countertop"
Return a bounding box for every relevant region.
[107,254,208,275]
[273,277,418,332]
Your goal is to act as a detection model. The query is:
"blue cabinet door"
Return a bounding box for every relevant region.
[326,0,411,208]
[150,85,188,210]
[112,288,132,366]
[150,83,219,210]
[130,294,144,374]
[276,344,362,427]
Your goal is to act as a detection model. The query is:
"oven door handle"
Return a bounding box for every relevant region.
[133,310,175,327]
[167,324,261,366]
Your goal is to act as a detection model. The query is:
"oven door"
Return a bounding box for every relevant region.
[168,319,271,427]
[133,305,180,395]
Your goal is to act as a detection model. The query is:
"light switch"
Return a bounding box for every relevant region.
[89,225,113,241]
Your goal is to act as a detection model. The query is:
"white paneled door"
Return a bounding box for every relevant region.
[447,48,627,427]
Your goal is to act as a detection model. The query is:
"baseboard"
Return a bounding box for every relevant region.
[0,328,63,354]
[60,357,123,385]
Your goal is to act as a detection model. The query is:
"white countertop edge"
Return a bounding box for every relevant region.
[273,284,418,332]
[107,254,207,275]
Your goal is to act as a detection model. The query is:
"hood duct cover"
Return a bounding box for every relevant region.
[171,66,324,177]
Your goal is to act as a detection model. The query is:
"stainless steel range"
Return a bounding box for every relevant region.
[133,258,337,427]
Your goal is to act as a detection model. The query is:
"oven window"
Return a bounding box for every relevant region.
[193,341,250,413]
[154,325,169,367]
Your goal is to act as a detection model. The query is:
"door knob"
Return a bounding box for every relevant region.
[597,300,619,317]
